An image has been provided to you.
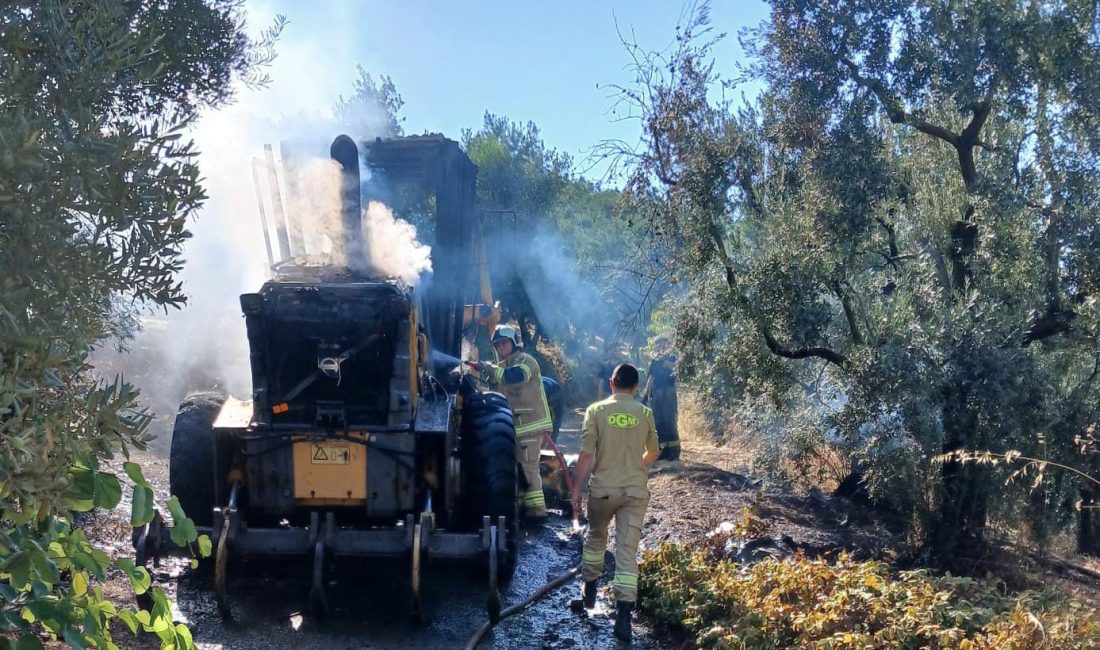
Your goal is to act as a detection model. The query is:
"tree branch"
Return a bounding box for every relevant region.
[875,215,900,260]
[921,241,953,301]
[833,280,865,345]
[649,128,680,187]
[1022,304,1076,346]
[840,58,960,147]
[761,325,849,368]
[956,99,993,191]
[841,57,994,192]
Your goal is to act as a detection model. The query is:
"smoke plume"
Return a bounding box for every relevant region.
[490,222,609,345]
[90,8,417,449]
[360,200,433,285]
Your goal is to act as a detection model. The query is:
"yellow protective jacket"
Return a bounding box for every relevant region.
[488,351,552,437]
[581,394,658,496]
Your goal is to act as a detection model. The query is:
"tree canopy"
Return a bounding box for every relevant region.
[0,1,279,646]
[334,64,406,137]
[613,0,1100,562]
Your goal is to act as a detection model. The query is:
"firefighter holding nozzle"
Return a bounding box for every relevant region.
[473,324,553,520]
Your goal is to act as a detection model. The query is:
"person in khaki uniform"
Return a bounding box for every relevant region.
[570,363,659,642]
[477,324,552,519]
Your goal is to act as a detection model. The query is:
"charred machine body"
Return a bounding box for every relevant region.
[135,135,518,621]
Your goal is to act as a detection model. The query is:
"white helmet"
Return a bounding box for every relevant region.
[491,324,520,347]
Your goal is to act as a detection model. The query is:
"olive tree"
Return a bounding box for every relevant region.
[0,1,280,646]
[614,1,1100,563]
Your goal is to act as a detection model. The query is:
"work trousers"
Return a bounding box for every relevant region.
[652,386,680,461]
[581,490,649,602]
[517,432,547,516]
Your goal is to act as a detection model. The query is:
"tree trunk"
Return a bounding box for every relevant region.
[932,383,989,566]
[1025,480,1052,552]
[1079,486,1100,557]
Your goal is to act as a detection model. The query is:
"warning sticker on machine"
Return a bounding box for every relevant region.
[311,444,351,464]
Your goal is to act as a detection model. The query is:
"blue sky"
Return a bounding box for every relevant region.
[233,1,769,180]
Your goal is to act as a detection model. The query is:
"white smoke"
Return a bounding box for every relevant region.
[90,6,423,449]
[293,157,343,258]
[265,157,433,284]
[361,200,433,285]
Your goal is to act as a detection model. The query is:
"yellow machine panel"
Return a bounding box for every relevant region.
[293,438,367,504]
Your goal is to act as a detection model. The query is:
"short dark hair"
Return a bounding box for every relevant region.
[611,363,639,389]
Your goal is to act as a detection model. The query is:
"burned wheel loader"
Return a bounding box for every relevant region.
[134,134,519,621]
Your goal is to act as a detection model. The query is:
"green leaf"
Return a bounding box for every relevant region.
[3,551,31,590]
[117,610,139,636]
[0,583,18,601]
[69,549,106,580]
[72,571,88,597]
[69,465,95,498]
[169,516,199,547]
[0,610,16,632]
[131,485,155,527]
[151,613,172,634]
[93,472,122,510]
[123,461,147,486]
[4,507,36,526]
[22,601,55,626]
[68,465,96,512]
[28,548,59,588]
[117,558,151,595]
[61,627,86,650]
[196,534,212,558]
[15,635,43,650]
[174,622,194,649]
[165,495,185,523]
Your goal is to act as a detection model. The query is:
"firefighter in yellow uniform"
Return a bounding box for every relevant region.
[478,324,551,519]
[570,363,659,642]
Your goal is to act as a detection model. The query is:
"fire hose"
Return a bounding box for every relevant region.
[461,360,587,648]
[464,440,587,649]
[463,563,581,650]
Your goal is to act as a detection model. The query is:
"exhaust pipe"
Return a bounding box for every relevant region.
[330,135,362,268]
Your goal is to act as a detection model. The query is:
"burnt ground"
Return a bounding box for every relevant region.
[88,409,1099,649]
[642,439,905,560]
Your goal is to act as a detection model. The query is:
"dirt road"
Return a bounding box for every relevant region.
[108,411,661,649]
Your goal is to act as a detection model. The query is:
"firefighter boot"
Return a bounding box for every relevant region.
[582,580,597,609]
[570,580,598,612]
[614,601,634,642]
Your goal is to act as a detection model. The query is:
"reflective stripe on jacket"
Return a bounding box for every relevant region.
[491,351,552,436]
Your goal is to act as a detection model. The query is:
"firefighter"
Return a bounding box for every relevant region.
[476,324,551,519]
[570,363,659,642]
[642,338,680,466]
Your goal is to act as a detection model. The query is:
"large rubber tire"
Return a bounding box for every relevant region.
[169,392,226,527]
[462,391,519,582]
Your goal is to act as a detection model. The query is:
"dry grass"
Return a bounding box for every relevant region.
[677,392,755,444]
[675,391,759,474]
[675,390,712,443]
[778,443,849,492]
[640,544,1100,649]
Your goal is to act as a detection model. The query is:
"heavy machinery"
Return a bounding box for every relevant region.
[134,134,522,621]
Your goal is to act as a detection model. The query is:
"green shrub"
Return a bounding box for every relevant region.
[640,544,1099,649]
